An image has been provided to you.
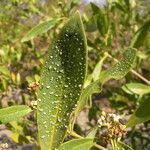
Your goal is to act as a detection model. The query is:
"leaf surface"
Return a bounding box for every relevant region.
[86,126,98,138]
[0,105,31,124]
[99,48,136,84]
[92,52,108,81]
[122,83,150,95]
[58,138,94,150]
[126,99,150,127]
[21,18,61,42]
[130,21,150,48]
[37,12,87,150]
[74,48,136,118]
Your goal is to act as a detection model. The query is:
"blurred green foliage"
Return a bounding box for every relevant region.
[0,0,150,149]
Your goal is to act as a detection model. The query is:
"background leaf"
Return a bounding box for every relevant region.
[92,52,108,81]
[117,141,133,150]
[86,126,98,138]
[37,12,87,150]
[21,18,61,42]
[74,80,102,119]
[0,66,10,77]
[122,83,150,95]
[0,105,31,124]
[58,138,94,150]
[130,21,150,48]
[126,98,150,127]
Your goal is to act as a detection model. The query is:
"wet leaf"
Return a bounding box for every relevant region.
[0,105,31,124]
[37,11,87,150]
[21,18,61,42]
[99,48,136,84]
[74,48,136,118]
[130,21,150,48]
[122,83,150,95]
[126,99,150,127]
[58,138,94,150]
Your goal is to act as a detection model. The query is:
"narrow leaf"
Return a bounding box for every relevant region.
[75,80,102,116]
[117,141,133,150]
[86,126,98,138]
[122,83,150,95]
[130,21,150,48]
[74,48,136,118]
[0,66,10,77]
[37,12,87,150]
[92,52,108,81]
[99,48,136,84]
[21,18,61,42]
[126,99,150,127]
[58,138,94,150]
[0,105,31,124]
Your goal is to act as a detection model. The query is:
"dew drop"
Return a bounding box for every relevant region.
[64,95,67,98]
[78,84,82,88]
[46,130,49,133]
[48,66,52,69]
[43,92,46,95]
[39,108,43,112]
[64,85,68,88]
[41,135,45,139]
[46,85,50,89]
[49,91,54,95]
[60,69,63,73]
[43,112,47,115]
[38,98,41,102]
[55,45,58,49]
[43,121,47,124]
[58,75,61,79]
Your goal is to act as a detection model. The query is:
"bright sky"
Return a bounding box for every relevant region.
[82,0,107,8]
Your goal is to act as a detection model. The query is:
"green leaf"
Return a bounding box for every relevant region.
[117,141,133,150]
[122,83,150,95]
[85,15,98,32]
[90,3,109,36]
[74,48,136,118]
[0,66,10,77]
[92,52,108,81]
[91,2,101,15]
[58,138,94,150]
[37,11,87,150]
[130,21,150,48]
[99,48,136,84]
[126,99,150,127]
[74,80,102,118]
[86,126,98,138]
[0,105,31,124]
[21,18,61,42]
